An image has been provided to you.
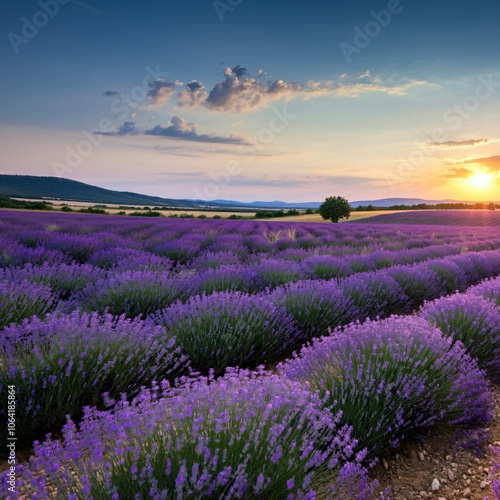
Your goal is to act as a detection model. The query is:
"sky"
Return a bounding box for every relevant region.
[1,0,500,203]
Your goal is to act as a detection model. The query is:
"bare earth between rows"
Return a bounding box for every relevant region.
[372,383,500,500]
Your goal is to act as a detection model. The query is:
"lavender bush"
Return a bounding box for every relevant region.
[280,316,493,457]
[426,259,469,293]
[252,258,305,289]
[6,262,103,300]
[338,272,410,318]
[386,265,446,307]
[300,255,353,280]
[269,280,359,345]
[421,294,500,380]
[4,369,377,499]
[0,279,56,329]
[89,247,173,272]
[468,276,500,306]
[0,311,189,448]
[187,250,242,270]
[0,242,69,269]
[151,292,300,373]
[66,270,186,318]
[186,265,260,296]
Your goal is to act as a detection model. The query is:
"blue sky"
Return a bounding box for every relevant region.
[1,0,500,202]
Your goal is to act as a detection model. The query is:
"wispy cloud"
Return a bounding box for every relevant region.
[175,66,428,113]
[212,173,380,188]
[428,138,496,148]
[96,121,140,136]
[142,80,183,109]
[458,155,500,172]
[95,116,252,145]
[103,89,119,97]
[144,116,252,144]
[128,143,280,157]
[438,167,475,179]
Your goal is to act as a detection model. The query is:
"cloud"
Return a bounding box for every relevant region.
[144,116,252,144]
[213,173,380,188]
[438,167,475,179]
[128,143,281,158]
[103,90,119,96]
[95,117,252,145]
[428,138,495,148]
[142,79,182,109]
[177,80,208,108]
[176,65,428,113]
[459,155,500,172]
[95,121,140,136]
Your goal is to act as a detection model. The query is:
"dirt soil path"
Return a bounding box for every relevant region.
[371,383,500,499]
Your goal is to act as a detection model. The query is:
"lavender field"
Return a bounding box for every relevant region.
[352,210,500,227]
[1,210,500,499]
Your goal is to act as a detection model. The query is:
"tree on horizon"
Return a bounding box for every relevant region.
[318,196,351,223]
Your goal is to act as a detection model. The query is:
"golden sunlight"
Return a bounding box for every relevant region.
[467,172,495,190]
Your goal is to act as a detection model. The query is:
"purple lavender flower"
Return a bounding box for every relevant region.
[421,293,500,380]
[252,258,305,289]
[6,262,104,300]
[149,234,203,264]
[338,272,410,318]
[151,291,300,372]
[280,316,493,457]
[300,255,353,280]
[386,264,447,307]
[65,270,187,318]
[185,265,260,296]
[0,238,69,268]
[89,247,173,272]
[0,279,56,329]
[3,369,376,499]
[187,250,242,271]
[426,259,469,292]
[269,280,359,345]
[468,276,500,306]
[0,311,189,448]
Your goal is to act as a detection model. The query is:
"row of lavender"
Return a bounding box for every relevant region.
[2,243,500,448]
[3,275,500,499]
[3,245,500,376]
[2,238,499,322]
[1,211,499,267]
[3,212,500,328]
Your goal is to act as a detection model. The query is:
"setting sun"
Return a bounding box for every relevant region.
[468,172,494,190]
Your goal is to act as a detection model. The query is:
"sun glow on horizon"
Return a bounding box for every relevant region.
[467,172,495,190]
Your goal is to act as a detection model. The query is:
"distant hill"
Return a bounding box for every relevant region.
[0,175,495,210]
[349,198,468,208]
[212,199,322,209]
[0,175,200,208]
[0,175,320,209]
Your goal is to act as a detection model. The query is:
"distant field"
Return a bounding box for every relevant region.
[268,210,404,223]
[9,198,257,218]
[351,210,500,226]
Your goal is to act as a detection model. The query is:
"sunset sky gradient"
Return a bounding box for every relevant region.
[1,0,500,202]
